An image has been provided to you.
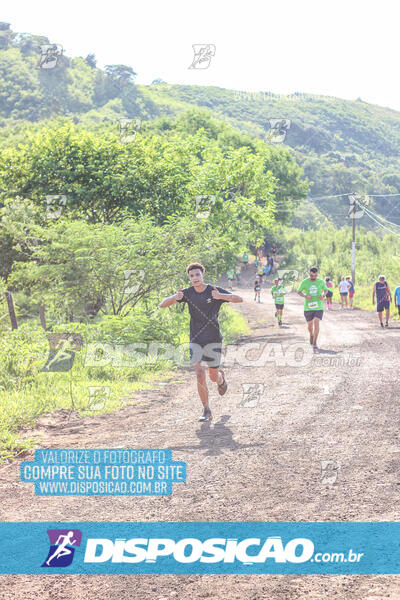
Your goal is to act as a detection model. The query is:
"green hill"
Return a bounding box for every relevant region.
[1,21,400,227]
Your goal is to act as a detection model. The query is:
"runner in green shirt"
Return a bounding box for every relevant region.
[271,278,286,327]
[242,252,249,269]
[297,266,328,352]
[227,268,235,291]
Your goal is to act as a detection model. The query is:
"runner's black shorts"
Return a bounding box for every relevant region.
[304,310,324,322]
[275,303,284,310]
[340,292,348,296]
[326,291,333,298]
[189,342,222,368]
[376,300,390,312]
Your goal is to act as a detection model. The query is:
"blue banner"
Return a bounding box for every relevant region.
[20,449,186,496]
[0,522,399,574]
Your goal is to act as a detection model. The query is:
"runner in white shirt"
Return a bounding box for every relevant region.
[339,276,350,310]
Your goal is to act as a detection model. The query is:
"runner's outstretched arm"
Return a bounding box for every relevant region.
[219,293,243,303]
[212,286,243,303]
[160,288,183,308]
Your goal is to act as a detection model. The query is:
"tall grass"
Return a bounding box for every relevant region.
[0,303,248,460]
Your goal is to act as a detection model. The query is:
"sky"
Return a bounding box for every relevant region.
[2,0,400,111]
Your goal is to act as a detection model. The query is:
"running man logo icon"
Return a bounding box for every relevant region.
[87,386,110,411]
[320,460,340,485]
[188,44,216,69]
[42,333,82,373]
[118,118,142,143]
[267,119,291,143]
[38,44,63,69]
[347,194,370,219]
[240,384,264,408]
[195,195,216,219]
[42,529,82,567]
[123,269,145,294]
[45,195,67,220]
[277,269,299,293]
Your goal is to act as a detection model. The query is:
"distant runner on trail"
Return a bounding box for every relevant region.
[339,276,350,309]
[394,283,400,317]
[159,263,243,422]
[297,266,328,352]
[256,261,265,281]
[372,275,392,328]
[271,277,286,327]
[254,277,261,303]
[227,268,235,290]
[235,264,241,284]
[268,255,274,275]
[242,251,249,269]
[346,276,355,310]
[325,277,333,310]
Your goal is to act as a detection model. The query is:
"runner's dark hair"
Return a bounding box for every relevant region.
[310,266,318,273]
[186,262,205,274]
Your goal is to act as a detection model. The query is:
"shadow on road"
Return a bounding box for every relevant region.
[169,415,264,457]
[314,348,341,355]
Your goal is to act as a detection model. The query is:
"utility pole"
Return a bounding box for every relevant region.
[348,193,369,285]
[347,194,358,285]
[352,203,356,285]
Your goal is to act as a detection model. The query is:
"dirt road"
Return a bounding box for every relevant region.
[1,277,400,599]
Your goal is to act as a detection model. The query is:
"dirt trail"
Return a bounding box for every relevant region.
[1,268,400,599]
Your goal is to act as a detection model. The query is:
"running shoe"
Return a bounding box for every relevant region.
[217,370,228,396]
[313,345,319,353]
[385,322,389,327]
[380,322,384,328]
[199,407,212,421]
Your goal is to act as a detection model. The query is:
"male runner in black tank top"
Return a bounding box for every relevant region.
[372,274,392,328]
[160,262,243,421]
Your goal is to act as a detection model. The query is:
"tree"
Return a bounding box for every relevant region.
[85,53,97,68]
[0,125,196,224]
[6,215,247,319]
[104,64,137,95]
[0,23,12,50]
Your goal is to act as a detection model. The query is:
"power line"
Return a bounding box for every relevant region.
[307,192,400,202]
[363,207,400,238]
[273,193,400,208]
[366,193,400,198]
[363,206,400,229]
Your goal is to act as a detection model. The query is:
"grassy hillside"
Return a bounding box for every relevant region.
[141,84,400,226]
[1,21,400,229]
